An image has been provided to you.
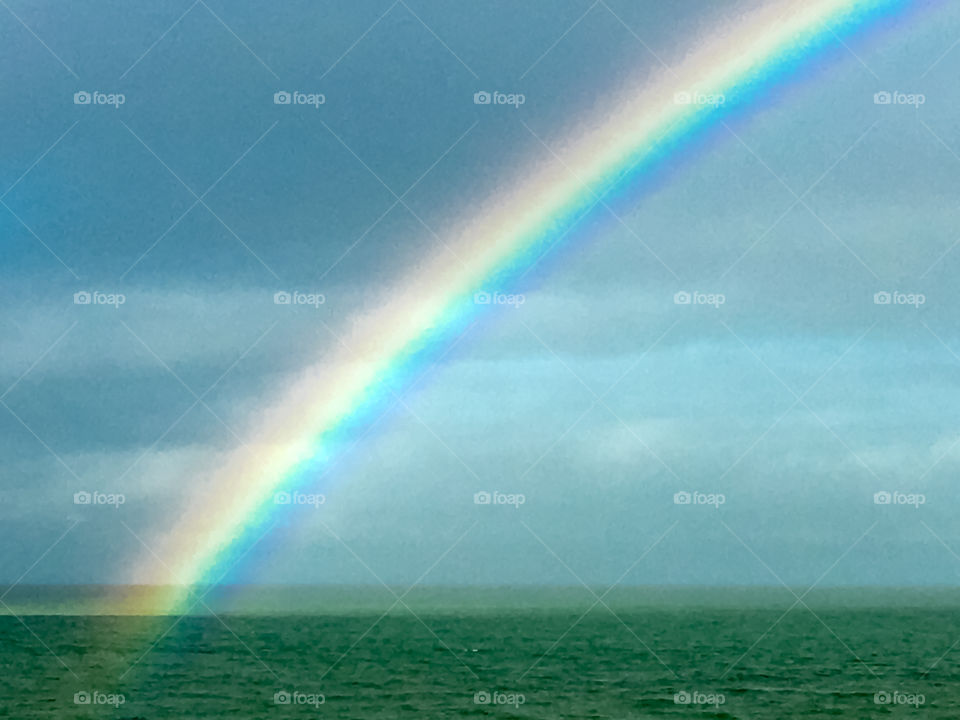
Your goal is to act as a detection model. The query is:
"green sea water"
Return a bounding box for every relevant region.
[2,587,959,718]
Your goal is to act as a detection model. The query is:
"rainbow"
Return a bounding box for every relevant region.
[132,0,912,613]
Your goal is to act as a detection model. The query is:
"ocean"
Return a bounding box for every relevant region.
[2,587,958,717]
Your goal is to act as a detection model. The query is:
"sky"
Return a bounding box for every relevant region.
[2,0,960,590]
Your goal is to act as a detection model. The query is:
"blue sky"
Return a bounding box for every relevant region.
[3,0,960,588]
